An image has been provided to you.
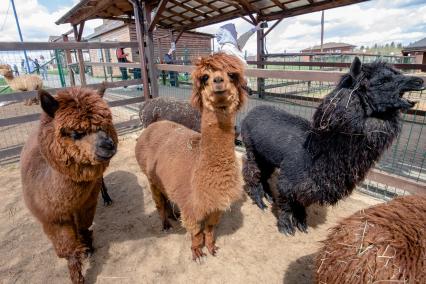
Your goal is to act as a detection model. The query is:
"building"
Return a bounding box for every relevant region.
[301,42,356,53]
[402,37,426,71]
[86,20,213,77]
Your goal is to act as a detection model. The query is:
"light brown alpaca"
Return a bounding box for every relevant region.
[316,195,426,283]
[0,64,43,105]
[135,53,247,261]
[21,87,118,283]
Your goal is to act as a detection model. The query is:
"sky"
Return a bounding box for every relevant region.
[0,0,425,55]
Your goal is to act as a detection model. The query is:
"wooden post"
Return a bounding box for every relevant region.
[320,10,324,52]
[131,0,151,100]
[143,2,159,97]
[72,23,86,86]
[62,34,75,86]
[256,27,265,98]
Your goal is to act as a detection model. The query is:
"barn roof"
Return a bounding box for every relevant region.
[402,37,426,53]
[56,0,369,31]
[301,42,356,51]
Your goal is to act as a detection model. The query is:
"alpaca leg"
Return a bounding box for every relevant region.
[100,178,113,206]
[182,215,205,261]
[204,211,222,256]
[43,223,88,284]
[275,195,308,235]
[242,150,267,210]
[149,182,172,231]
[259,164,275,203]
[165,199,180,221]
[74,199,98,253]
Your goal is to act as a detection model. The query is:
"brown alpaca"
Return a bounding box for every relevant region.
[21,87,118,283]
[0,64,43,105]
[135,53,247,261]
[316,195,426,284]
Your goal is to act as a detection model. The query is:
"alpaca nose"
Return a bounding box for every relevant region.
[98,137,115,150]
[213,76,224,83]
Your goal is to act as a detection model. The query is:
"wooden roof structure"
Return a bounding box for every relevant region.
[56,0,369,100]
[57,0,368,31]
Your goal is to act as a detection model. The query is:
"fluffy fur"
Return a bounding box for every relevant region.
[21,87,118,283]
[241,57,424,235]
[135,53,246,261]
[139,97,202,131]
[0,64,43,105]
[316,195,426,283]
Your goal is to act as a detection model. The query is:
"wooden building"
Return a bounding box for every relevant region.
[301,42,356,53]
[86,20,213,77]
[402,37,426,71]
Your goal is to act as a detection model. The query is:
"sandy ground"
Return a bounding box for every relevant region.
[0,131,383,284]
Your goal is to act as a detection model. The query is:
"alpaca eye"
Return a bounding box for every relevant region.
[70,131,85,140]
[228,73,238,80]
[200,75,209,84]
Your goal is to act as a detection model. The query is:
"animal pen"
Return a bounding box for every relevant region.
[0,1,425,201]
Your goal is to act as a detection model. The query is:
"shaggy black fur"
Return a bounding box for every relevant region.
[241,57,424,235]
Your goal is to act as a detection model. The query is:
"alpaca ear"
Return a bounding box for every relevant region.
[97,81,107,97]
[350,57,362,78]
[39,89,59,118]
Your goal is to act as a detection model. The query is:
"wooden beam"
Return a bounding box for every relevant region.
[174,30,184,44]
[62,35,76,86]
[241,16,255,25]
[257,28,265,98]
[0,79,142,104]
[0,41,139,51]
[131,0,151,100]
[70,0,115,25]
[73,23,87,86]
[270,0,285,10]
[143,2,159,97]
[148,0,169,32]
[262,18,283,38]
[263,0,369,21]
[77,21,85,41]
[237,0,260,22]
[367,169,426,196]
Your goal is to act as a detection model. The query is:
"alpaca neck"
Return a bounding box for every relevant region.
[199,108,236,163]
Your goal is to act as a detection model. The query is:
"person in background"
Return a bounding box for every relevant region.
[216,22,265,97]
[33,58,40,75]
[39,55,48,80]
[164,48,178,87]
[20,59,25,74]
[12,64,19,76]
[215,22,264,65]
[27,57,35,74]
[116,47,129,82]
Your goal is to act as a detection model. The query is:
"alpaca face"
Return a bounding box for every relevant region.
[341,57,424,114]
[191,53,246,113]
[39,88,118,172]
[0,65,13,77]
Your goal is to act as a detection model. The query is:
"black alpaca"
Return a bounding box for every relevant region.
[241,57,424,235]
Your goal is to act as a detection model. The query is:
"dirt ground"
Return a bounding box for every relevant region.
[0,131,383,284]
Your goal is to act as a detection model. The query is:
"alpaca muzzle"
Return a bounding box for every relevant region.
[401,76,424,92]
[95,131,117,161]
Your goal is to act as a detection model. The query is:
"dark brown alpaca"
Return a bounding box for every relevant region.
[135,53,246,261]
[21,87,118,283]
[316,195,426,283]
